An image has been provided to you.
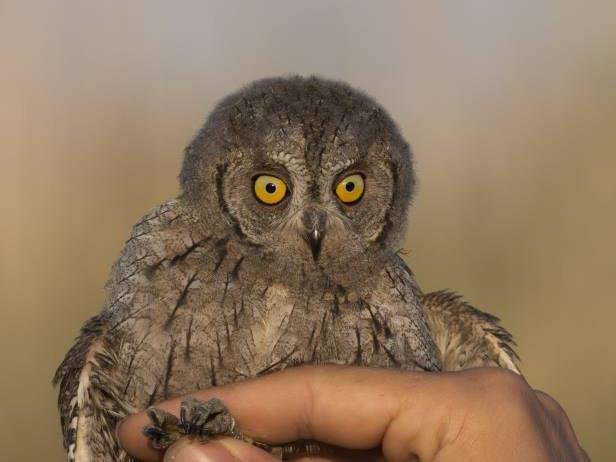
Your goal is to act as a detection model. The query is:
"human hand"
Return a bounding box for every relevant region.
[118,366,588,461]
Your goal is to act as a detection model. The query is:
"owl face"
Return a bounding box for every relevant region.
[181,76,414,284]
[221,137,394,271]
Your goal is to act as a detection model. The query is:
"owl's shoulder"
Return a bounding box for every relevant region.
[101,199,229,319]
[108,199,200,284]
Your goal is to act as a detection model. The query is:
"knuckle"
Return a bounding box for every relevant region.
[484,370,540,423]
[464,368,536,414]
[535,390,566,418]
[481,368,529,396]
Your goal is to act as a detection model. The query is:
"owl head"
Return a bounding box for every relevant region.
[180,76,415,287]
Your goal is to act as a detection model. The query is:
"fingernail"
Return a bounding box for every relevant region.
[163,438,237,462]
[114,419,123,442]
[114,418,127,446]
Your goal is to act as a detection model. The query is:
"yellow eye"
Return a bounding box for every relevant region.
[335,174,365,204]
[254,175,287,205]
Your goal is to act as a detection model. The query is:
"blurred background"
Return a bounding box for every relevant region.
[1,1,615,460]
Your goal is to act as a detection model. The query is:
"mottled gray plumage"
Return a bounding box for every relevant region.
[54,76,519,462]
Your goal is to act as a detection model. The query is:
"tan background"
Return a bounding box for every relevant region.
[1,1,615,460]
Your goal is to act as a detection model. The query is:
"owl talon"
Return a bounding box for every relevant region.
[143,407,182,449]
[179,397,238,441]
[143,397,239,449]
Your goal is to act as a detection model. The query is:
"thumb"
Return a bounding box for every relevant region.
[163,437,278,462]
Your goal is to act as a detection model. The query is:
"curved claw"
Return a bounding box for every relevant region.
[143,407,182,449]
[143,397,238,449]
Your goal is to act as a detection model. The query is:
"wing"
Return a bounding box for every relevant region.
[53,315,107,461]
[53,199,203,461]
[360,257,442,372]
[422,290,520,373]
[54,308,134,462]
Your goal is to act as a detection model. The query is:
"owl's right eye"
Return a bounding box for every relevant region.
[254,175,288,205]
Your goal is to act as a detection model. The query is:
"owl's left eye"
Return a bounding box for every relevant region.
[335,173,365,204]
[254,175,287,205]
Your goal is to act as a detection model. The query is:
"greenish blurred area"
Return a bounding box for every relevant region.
[1,2,614,460]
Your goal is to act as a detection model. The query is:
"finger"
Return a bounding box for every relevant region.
[291,452,384,462]
[118,366,436,462]
[283,446,384,462]
[162,437,278,462]
[534,390,590,461]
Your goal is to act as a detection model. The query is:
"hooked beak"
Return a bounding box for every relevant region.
[307,228,323,260]
[302,209,326,261]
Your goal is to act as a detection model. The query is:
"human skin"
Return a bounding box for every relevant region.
[118,366,588,462]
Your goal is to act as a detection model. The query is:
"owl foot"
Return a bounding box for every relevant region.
[143,397,240,450]
[179,397,238,441]
[143,407,182,449]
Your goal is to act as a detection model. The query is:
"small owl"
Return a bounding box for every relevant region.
[54,76,519,461]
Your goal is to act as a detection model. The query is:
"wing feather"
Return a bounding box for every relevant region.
[53,316,105,460]
[422,290,520,373]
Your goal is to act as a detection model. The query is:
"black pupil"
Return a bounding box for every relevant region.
[345,181,355,192]
[265,183,277,194]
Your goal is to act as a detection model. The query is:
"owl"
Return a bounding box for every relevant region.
[54,76,519,461]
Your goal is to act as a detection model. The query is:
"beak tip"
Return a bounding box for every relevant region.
[308,229,323,260]
[302,208,326,261]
